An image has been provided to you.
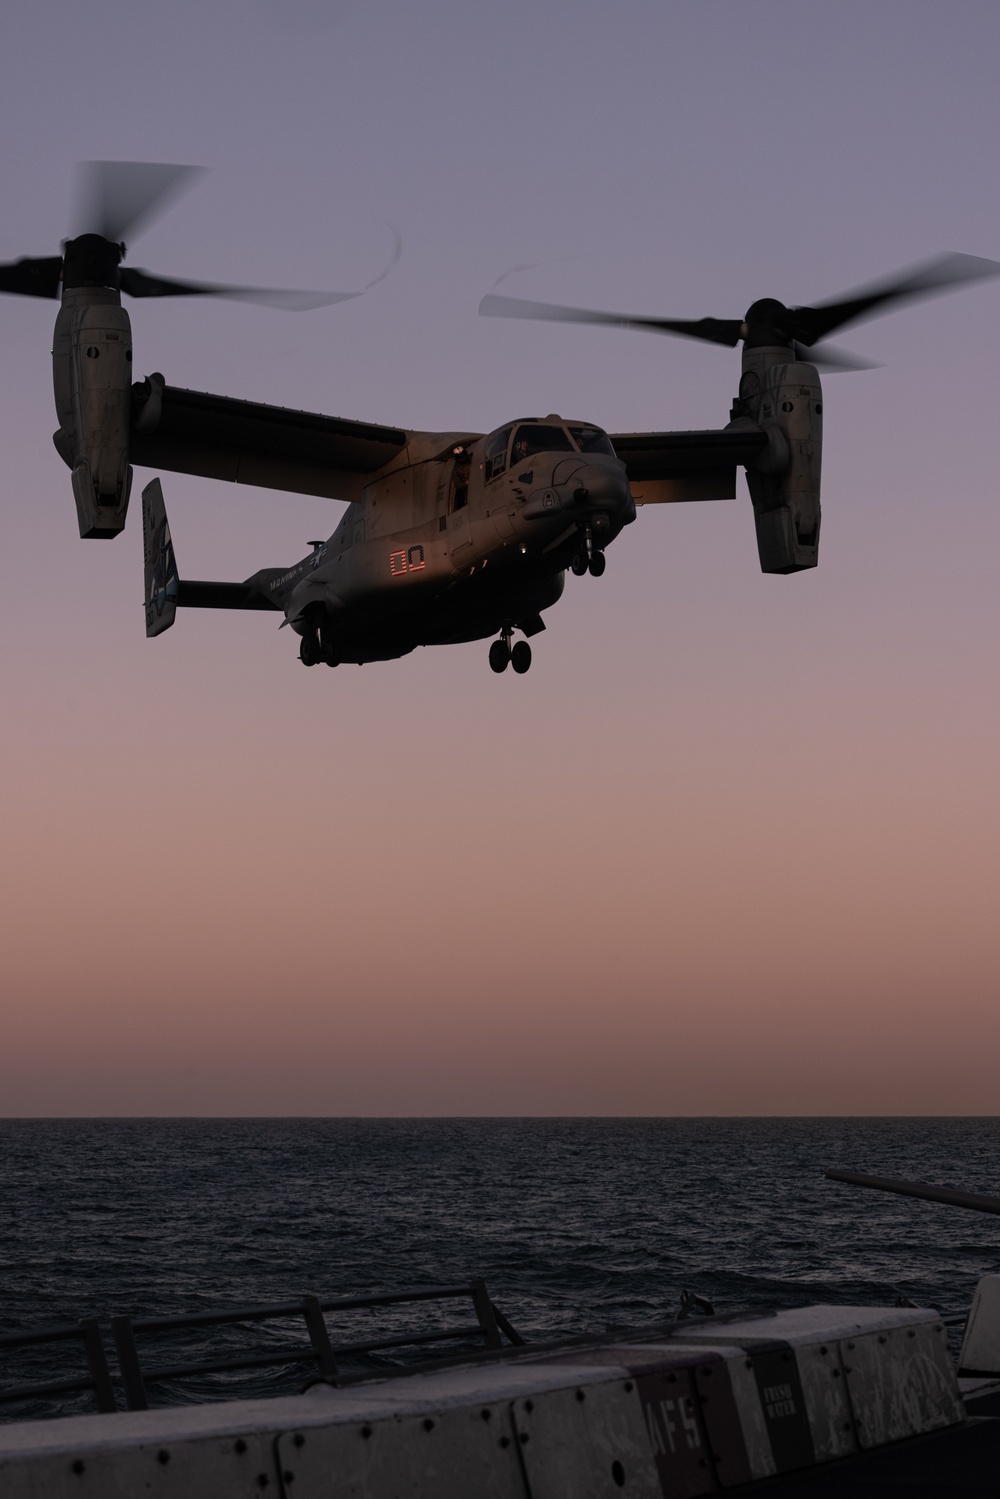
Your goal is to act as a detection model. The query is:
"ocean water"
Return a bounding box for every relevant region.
[2,1118,999,1420]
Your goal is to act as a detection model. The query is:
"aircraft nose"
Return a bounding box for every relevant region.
[521,452,629,518]
[522,455,630,520]
[563,458,630,509]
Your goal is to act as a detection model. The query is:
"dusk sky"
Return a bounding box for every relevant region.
[2,0,999,1114]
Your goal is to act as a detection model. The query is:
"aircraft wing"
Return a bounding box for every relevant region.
[609,427,769,504]
[130,381,408,502]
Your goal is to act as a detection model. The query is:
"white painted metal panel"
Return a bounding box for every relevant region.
[332,1358,622,1412]
[511,1382,661,1499]
[274,1403,526,1499]
[793,1341,855,1461]
[842,1321,964,1448]
[0,1430,277,1499]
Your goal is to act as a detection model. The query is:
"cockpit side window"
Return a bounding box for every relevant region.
[510,425,574,465]
[568,425,616,457]
[484,427,513,482]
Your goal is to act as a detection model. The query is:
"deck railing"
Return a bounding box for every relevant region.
[0,1280,524,1416]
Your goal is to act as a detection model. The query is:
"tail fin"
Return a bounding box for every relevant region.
[142,478,179,636]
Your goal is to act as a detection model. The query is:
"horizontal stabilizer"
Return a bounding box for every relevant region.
[143,477,281,639]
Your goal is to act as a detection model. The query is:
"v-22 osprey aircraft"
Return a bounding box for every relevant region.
[3,163,998,675]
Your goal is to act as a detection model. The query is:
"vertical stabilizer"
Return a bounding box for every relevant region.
[142,478,179,636]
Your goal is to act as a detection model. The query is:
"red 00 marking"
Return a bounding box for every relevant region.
[390,545,426,577]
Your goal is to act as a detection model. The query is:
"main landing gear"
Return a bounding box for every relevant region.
[489,625,532,674]
[571,525,606,577]
[299,627,338,667]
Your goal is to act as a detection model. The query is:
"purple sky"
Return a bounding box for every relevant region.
[1,1,999,1114]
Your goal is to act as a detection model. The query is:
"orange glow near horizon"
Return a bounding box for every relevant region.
[3,569,999,1115]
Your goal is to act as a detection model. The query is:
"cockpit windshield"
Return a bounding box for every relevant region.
[510,425,574,465]
[568,425,616,457]
[484,426,512,481]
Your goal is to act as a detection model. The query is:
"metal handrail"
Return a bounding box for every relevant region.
[0,1318,117,1414]
[0,1280,522,1417]
[129,1326,488,1387]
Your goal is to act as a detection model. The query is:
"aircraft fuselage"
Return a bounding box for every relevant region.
[255,417,633,664]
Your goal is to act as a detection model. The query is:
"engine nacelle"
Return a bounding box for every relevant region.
[52,287,134,538]
[737,350,823,574]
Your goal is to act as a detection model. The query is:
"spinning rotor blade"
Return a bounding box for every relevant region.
[478,293,742,347]
[790,252,1000,345]
[0,165,400,313]
[0,256,63,298]
[119,267,358,311]
[793,341,880,373]
[119,227,401,310]
[75,161,205,246]
[481,252,1000,365]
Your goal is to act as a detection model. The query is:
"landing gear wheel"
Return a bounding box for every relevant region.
[318,627,339,667]
[489,639,511,673]
[588,551,606,577]
[571,554,589,576]
[510,640,532,674]
[299,632,321,666]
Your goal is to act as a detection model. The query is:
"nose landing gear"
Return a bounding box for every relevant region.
[511,640,532,673]
[571,525,606,577]
[489,638,510,673]
[489,626,532,674]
